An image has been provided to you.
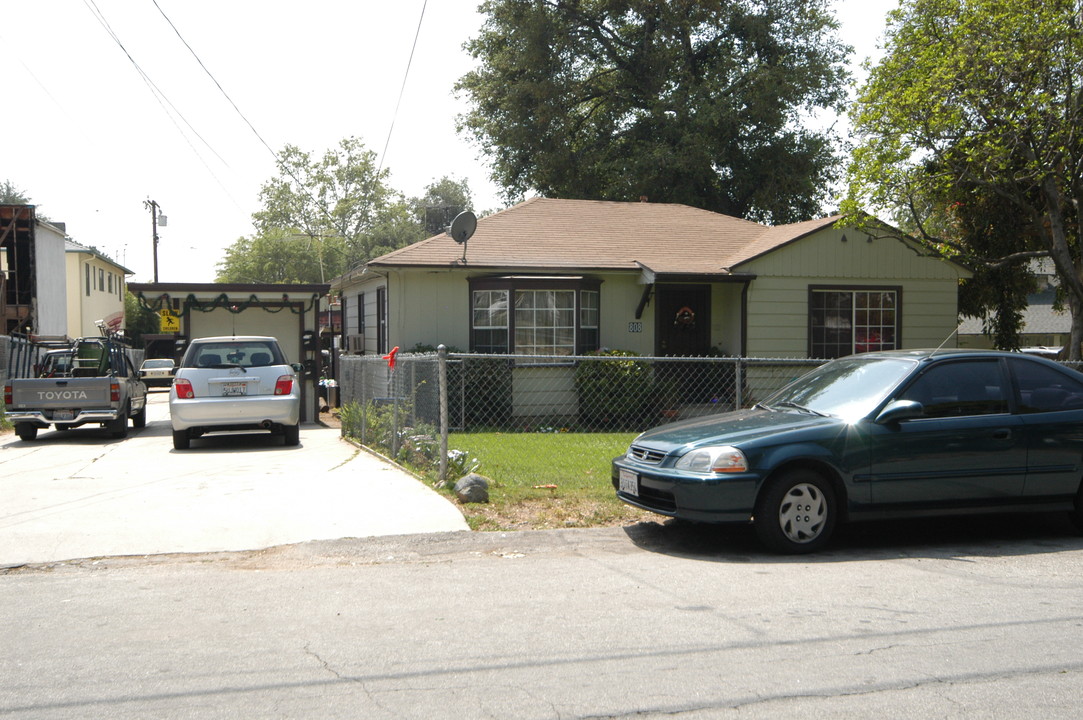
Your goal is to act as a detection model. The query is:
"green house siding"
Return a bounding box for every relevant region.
[393,269,471,351]
[745,226,964,281]
[739,228,968,358]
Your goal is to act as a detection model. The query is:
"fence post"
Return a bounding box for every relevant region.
[735,358,744,409]
[391,368,401,458]
[361,359,367,445]
[438,345,448,485]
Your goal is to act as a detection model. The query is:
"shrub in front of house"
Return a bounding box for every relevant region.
[575,349,654,430]
[458,356,513,429]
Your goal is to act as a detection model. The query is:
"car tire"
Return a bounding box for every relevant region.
[172,429,190,450]
[754,469,837,554]
[282,423,300,446]
[16,422,38,442]
[132,404,147,429]
[108,409,129,439]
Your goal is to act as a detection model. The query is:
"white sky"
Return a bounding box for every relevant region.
[2,0,897,284]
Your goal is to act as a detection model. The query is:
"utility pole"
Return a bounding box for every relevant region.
[143,199,166,282]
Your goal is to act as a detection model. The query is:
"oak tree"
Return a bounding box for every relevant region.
[456,0,851,223]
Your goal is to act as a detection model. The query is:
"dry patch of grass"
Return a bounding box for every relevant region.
[459,495,660,532]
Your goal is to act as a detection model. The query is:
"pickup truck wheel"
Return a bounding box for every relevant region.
[132,405,147,429]
[172,429,190,450]
[108,410,129,439]
[15,423,38,441]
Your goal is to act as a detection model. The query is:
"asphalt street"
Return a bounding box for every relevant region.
[3,520,1083,719]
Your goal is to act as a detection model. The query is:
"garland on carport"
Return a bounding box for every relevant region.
[137,292,322,316]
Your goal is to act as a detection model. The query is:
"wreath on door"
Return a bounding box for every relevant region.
[674,306,696,328]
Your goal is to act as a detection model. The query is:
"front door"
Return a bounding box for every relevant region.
[655,284,711,357]
[655,285,713,405]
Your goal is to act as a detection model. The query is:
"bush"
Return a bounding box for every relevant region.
[339,399,480,485]
[575,349,654,430]
[453,356,513,428]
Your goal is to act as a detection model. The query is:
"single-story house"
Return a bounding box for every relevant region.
[331,198,971,361]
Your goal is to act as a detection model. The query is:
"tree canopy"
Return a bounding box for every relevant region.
[216,137,477,283]
[0,180,32,204]
[844,0,1083,356]
[456,0,851,223]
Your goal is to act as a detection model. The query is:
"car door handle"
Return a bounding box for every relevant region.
[992,428,1012,440]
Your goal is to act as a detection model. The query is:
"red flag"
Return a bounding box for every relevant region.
[382,346,400,369]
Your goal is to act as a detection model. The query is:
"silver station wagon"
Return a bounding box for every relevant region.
[169,336,302,450]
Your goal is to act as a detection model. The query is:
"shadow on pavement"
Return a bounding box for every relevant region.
[624,511,1083,563]
[5,418,302,453]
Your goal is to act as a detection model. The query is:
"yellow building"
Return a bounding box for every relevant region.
[65,240,131,338]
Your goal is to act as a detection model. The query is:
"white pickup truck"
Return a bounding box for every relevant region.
[3,336,148,441]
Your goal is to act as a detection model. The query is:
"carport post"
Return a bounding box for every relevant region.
[438,345,448,484]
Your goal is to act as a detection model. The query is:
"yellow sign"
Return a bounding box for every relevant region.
[159,309,180,333]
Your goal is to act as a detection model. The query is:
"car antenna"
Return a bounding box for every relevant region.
[932,324,961,355]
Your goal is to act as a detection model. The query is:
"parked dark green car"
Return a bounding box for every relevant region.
[613,349,1083,553]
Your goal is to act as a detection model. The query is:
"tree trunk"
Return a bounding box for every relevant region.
[1038,177,1083,359]
[1069,293,1083,361]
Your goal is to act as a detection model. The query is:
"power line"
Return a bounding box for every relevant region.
[84,0,226,167]
[82,0,237,204]
[377,0,429,177]
[149,0,343,233]
[151,0,280,166]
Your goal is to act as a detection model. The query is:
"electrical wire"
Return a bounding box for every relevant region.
[377,0,429,177]
[151,0,280,166]
[149,0,344,232]
[82,0,237,203]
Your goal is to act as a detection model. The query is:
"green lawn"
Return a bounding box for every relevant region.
[447,431,637,502]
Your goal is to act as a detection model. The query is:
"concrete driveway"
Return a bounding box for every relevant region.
[0,392,468,567]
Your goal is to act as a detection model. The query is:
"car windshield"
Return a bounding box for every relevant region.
[143,359,174,369]
[184,341,283,369]
[761,356,917,422]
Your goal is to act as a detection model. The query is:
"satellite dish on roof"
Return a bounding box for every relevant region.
[447,211,477,244]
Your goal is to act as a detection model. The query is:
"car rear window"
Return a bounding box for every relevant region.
[182,341,285,369]
[142,359,174,369]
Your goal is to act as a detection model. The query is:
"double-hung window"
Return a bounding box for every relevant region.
[810,287,900,359]
[470,277,601,358]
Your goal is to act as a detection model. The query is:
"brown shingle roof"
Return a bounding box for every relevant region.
[367,198,839,275]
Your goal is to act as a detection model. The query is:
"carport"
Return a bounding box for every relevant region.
[129,283,330,422]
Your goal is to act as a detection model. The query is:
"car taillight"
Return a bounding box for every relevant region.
[274,376,293,395]
[3,384,11,406]
[174,379,195,399]
[110,382,120,402]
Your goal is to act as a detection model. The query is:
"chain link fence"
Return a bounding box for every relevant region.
[336,350,826,484]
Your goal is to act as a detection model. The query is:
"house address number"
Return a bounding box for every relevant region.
[628,321,643,333]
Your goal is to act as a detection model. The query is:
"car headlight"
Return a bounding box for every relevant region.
[674,446,749,473]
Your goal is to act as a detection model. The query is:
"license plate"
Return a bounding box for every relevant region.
[619,468,639,496]
[54,409,74,421]
[222,383,247,396]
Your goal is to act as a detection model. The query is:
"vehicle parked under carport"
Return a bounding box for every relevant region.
[169,336,302,450]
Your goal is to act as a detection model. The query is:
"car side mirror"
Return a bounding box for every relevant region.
[875,399,925,425]
[291,363,305,374]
